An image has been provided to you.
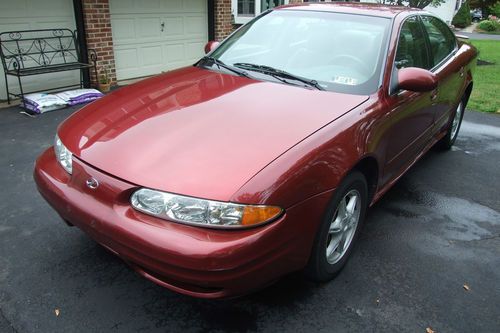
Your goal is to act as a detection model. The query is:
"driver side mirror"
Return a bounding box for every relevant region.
[397,67,438,92]
[204,41,220,54]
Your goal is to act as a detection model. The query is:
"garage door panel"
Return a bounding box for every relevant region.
[109,0,134,13]
[111,0,185,14]
[111,18,136,42]
[1,0,73,17]
[141,45,163,66]
[110,0,207,81]
[164,17,184,36]
[31,0,73,14]
[36,20,75,30]
[185,16,206,36]
[185,42,205,61]
[0,22,27,33]
[163,0,183,11]
[138,18,162,39]
[165,44,184,63]
[138,0,161,10]
[184,0,207,12]
[115,48,139,75]
[0,1,27,12]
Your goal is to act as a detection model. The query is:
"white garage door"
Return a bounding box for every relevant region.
[110,0,208,80]
[0,0,77,101]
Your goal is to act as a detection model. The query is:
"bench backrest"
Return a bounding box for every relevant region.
[0,29,81,72]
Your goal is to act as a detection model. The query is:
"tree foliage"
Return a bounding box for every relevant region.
[378,0,446,9]
[452,1,472,28]
[490,1,500,16]
[470,0,498,16]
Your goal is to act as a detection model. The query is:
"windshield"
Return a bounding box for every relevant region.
[208,10,391,95]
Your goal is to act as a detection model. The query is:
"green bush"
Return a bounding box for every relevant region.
[478,19,500,31]
[452,1,472,28]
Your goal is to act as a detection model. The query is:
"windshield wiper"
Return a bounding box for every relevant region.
[199,56,251,78]
[233,63,324,90]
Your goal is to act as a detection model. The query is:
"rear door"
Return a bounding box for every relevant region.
[419,15,463,134]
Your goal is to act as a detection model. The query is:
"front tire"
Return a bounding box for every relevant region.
[438,99,465,150]
[305,171,368,282]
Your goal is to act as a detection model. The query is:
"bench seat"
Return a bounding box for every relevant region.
[7,62,94,76]
[0,28,98,104]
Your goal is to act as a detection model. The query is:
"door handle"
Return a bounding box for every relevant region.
[459,66,465,78]
[430,89,438,102]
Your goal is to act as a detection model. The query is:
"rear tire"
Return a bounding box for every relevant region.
[437,98,465,150]
[304,171,368,282]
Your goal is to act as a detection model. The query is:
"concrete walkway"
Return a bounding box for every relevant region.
[457,23,500,40]
[457,31,500,40]
[460,22,478,33]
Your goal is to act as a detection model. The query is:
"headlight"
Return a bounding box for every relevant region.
[54,134,72,174]
[130,188,283,229]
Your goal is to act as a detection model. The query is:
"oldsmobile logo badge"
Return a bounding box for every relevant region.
[86,177,99,190]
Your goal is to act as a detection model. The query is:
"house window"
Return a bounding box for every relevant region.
[238,0,255,16]
[232,0,288,24]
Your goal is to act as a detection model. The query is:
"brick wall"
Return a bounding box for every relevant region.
[214,0,233,40]
[214,0,304,41]
[82,0,116,86]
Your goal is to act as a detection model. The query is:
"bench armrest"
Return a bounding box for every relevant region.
[11,56,22,74]
[88,49,98,64]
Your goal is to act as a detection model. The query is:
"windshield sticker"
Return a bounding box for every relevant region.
[332,76,358,85]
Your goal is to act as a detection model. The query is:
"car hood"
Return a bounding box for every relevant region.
[59,66,368,201]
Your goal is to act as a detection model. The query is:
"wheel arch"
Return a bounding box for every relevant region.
[463,81,473,107]
[349,155,380,204]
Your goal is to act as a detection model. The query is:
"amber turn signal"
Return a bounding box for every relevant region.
[241,206,283,226]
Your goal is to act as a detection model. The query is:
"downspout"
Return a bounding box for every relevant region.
[73,0,90,88]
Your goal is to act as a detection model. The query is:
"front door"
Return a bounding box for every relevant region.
[380,16,437,185]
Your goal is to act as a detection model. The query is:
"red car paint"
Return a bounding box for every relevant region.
[34,3,477,298]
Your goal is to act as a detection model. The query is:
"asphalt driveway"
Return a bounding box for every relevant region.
[0,105,499,332]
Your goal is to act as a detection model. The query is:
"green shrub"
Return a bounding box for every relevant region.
[452,1,472,28]
[478,19,500,31]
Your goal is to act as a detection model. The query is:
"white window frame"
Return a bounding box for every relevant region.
[231,0,289,25]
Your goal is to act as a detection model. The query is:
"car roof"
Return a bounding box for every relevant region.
[277,2,421,19]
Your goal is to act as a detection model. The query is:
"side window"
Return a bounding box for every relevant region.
[421,15,457,67]
[395,16,430,70]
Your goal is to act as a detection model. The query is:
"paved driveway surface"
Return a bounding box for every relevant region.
[0,106,499,332]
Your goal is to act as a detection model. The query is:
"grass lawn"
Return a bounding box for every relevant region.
[468,39,500,113]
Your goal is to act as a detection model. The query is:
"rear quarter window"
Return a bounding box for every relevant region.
[420,15,457,67]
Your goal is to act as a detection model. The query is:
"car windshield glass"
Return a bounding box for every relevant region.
[208,10,391,95]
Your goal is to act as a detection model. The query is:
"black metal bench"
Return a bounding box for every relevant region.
[0,28,97,104]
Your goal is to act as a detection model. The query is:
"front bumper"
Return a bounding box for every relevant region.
[34,148,332,298]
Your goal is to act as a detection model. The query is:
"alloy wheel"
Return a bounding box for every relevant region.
[326,189,361,264]
[450,102,463,140]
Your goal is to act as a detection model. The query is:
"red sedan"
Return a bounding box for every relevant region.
[34,3,477,298]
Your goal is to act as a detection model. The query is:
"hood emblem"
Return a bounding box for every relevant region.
[86,177,99,189]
